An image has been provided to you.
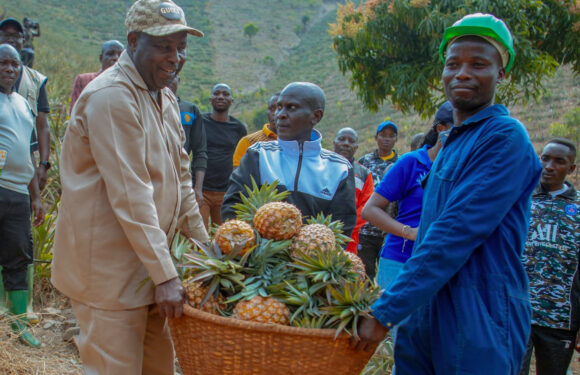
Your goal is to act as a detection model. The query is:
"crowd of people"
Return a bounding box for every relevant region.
[0,1,578,374]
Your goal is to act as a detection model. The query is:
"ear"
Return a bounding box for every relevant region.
[99,52,104,63]
[436,123,449,133]
[311,109,323,126]
[127,32,139,52]
[569,163,576,175]
[496,67,505,84]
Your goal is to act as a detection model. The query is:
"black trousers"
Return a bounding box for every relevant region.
[357,233,384,279]
[519,324,577,375]
[0,187,33,291]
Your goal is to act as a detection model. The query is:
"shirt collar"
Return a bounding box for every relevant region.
[416,145,433,167]
[534,181,577,199]
[116,51,177,107]
[117,50,149,92]
[461,104,510,127]
[278,129,322,156]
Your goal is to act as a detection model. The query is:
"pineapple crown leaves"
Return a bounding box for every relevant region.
[291,314,329,329]
[225,237,293,304]
[179,238,251,294]
[232,176,290,222]
[246,237,292,272]
[290,248,359,286]
[278,279,326,324]
[305,213,352,246]
[320,279,381,339]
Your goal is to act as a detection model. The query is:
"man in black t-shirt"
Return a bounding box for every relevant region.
[168,75,207,206]
[199,83,246,229]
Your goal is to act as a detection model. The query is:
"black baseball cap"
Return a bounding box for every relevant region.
[0,18,24,33]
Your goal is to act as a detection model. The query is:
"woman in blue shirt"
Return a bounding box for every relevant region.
[362,102,453,289]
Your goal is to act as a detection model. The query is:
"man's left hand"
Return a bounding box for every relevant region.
[31,198,45,227]
[350,315,390,352]
[155,277,185,319]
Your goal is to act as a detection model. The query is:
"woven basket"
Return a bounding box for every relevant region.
[169,304,377,375]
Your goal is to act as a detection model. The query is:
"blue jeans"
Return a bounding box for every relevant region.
[377,257,405,290]
[377,257,406,375]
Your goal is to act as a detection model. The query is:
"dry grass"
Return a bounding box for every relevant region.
[0,317,81,375]
[0,282,81,375]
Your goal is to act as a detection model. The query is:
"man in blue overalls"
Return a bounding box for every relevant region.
[352,13,542,374]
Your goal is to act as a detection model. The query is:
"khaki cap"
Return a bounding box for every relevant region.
[125,0,203,37]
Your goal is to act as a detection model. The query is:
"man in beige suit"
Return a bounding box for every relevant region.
[51,1,208,373]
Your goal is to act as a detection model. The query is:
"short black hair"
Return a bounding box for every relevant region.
[546,138,577,161]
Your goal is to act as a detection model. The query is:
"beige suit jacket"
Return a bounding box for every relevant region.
[52,51,209,310]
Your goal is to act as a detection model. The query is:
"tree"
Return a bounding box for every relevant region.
[550,107,580,146]
[301,14,310,33]
[243,22,259,45]
[329,0,580,116]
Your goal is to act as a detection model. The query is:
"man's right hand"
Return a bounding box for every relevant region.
[154,277,185,319]
[350,315,390,352]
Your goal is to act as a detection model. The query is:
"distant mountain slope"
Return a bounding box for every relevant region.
[3,0,578,155]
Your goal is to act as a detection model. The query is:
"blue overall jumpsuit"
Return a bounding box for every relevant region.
[371,105,542,374]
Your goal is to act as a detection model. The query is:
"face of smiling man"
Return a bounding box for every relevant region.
[127,30,187,93]
[0,44,21,94]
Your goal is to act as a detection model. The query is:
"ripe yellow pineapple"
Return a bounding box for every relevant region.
[253,202,302,240]
[233,295,290,325]
[215,219,255,255]
[183,277,226,314]
[345,252,366,279]
[232,177,302,240]
[290,223,336,257]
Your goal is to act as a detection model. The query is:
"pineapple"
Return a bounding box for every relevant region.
[345,252,366,279]
[290,214,351,258]
[215,219,256,255]
[232,177,302,240]
[253,202,302,240]
[183,277,226,314]
[180,238,249,314]
[233,295,290,325]
[291,224,336,257]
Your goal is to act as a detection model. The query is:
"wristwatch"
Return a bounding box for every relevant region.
[39,160,51,169]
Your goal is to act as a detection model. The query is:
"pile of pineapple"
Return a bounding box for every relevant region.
[177,179,380,338]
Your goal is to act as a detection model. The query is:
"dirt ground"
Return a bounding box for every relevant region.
[2,283,580,375]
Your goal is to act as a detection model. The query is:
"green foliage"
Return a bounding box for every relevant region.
[361,338,395,375]
[32,203,59,279]
[331,0,580,116]
[550,107,580,147]
[243,22,260,44]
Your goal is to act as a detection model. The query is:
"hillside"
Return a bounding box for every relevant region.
[2,0,579,154]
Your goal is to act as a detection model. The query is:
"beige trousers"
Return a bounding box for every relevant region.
[71,300,174,375]
[199,190,226,229]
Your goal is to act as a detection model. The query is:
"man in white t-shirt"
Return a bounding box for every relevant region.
[0,43,44,347]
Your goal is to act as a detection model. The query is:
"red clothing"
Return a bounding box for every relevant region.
[347,162,373,254]
[70,71,101,110]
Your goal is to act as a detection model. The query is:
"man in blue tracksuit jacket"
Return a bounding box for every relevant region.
[352,14,542,374]
[221,82,356,236]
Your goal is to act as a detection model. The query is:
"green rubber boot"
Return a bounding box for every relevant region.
[0,266,6,313]
[26,264,39,324]
[7,290,41,348]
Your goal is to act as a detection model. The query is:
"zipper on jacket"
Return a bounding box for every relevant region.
[294,143,304,191]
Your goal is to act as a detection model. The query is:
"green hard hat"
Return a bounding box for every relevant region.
[439,13,515,73]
